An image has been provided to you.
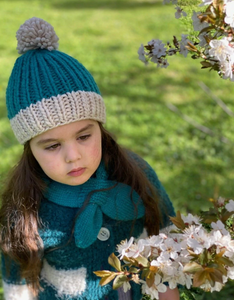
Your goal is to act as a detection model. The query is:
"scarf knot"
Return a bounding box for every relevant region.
[43,162,145,248]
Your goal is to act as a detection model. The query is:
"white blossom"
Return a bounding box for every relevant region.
[227,267,234,280]
[141,274,167,299]
[217,197,225,206]
[147,234,164,247]
[211,230,232,252]
[187,238,204,254]
[225,1,234,28]
[148,39,159,46]
[160,224,177,235]
[209,38,234,62]
[225,199,234,212]
[200,279,225,292]
[221,60,234,81]
[152,40,167,58]
[123,281,131,293]
[152,253,177,277]
[123,240,145,258]
[161,58,169,68]
[185,226,212,253]
[211,220,229,235]
[179,34,190,57]
[138,44,147,64]
[181,213,201,225]
[142,283,166,299]
[160,237,181,260]
[117,237,134,259]
[163,264,192,289]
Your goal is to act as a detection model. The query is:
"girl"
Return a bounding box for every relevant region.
[0,18,179,300]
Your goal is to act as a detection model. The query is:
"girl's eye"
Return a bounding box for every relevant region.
[45,143,60,150]
[78,134,91,141]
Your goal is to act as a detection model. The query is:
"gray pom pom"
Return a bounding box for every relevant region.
[16,17,59,54]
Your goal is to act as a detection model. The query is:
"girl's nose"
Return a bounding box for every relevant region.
[65,144,82,163]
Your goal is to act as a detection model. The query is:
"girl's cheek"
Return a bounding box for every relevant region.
[91,143,102,162]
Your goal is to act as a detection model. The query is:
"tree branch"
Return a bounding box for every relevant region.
[198,81,234,117]
[166,102,230,144]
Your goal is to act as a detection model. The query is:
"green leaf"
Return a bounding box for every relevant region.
[141,267,150,280]
[93,270,114,278]
[108,253,122,272]
[199,249,208,266]
[179,286,203,300]
[129,267,139,274]
[134,256,149,268]
[183,262,203,274]
[113,274,128,290]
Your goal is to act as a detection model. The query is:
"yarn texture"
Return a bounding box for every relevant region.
[1,153,175,300]
[16,17,59,54]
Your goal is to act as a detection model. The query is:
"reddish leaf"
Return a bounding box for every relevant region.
[208,268,224,284]
[193,270,208,287]
[170,211,186,230]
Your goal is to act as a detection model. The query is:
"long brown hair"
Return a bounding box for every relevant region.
[0,123,161,293]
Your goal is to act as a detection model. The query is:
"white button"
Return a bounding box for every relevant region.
[97,227,110,241]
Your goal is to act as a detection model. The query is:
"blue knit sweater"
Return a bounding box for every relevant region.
[1,153,175,300]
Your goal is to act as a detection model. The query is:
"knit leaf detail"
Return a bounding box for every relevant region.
[16,17,59,54]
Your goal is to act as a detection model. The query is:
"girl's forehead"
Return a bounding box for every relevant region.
[31,120,99,142]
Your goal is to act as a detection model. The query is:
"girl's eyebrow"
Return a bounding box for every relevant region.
[36,124,94,145]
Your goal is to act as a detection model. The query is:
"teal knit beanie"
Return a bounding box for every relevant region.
[6,17,106,144]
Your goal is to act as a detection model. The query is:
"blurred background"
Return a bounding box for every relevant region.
[0,0,234,299]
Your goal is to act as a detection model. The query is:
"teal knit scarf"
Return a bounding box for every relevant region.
[43,161,145,249]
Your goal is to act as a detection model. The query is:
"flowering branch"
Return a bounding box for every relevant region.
[198,81,234,116]
[138,0,234,81]
[94,197,234,300]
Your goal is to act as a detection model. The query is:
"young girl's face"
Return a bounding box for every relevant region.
[30,120,102,186]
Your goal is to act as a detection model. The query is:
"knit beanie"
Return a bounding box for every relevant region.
[6,17,106,144]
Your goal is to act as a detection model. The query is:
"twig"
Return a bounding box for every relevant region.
[198,81,234,117]
[166,103,230,144]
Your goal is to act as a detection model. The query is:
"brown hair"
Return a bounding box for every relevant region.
[0,124,161,293]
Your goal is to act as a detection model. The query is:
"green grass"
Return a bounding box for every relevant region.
[0,0,234,299]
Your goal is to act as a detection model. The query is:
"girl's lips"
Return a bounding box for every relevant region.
[67,168,86,177]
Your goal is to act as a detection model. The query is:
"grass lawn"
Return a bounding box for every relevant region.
[0,0,234,299]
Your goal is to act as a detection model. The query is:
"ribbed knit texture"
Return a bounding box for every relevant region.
[2,153,175,300]
[6,17,106,144]
[7,49,101,119]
